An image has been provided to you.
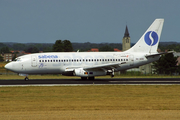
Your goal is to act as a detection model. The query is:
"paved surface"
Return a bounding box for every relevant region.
[0,78,180,86]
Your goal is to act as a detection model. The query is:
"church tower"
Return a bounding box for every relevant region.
[122,25,131,51]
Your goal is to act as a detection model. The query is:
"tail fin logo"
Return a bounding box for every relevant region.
[144,31,158,46]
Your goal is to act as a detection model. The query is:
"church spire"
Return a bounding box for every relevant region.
[124,25,130,38]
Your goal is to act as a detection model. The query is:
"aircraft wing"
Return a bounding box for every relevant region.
[83,62,126,71]
[65,62,126,72]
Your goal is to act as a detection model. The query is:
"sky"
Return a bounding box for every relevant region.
[1,0,180,44]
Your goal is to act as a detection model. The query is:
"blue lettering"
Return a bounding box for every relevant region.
[38,55,58,59]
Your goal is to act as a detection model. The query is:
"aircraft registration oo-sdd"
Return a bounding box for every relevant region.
[5,19,167,80]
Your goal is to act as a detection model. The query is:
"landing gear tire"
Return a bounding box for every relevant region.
[24,77,29,81]
[111,69,114,78]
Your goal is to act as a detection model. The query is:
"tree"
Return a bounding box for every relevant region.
[63,40,73,52]
[0,46,10,53]
[12,43,26,50]
[31,47,39,53]
[99,45,114,51]
[12,53,17,61]
[43,47,52,52]
[152,53,179,75]
[0,43,5,49]
[53,40,73,52]
[0,55,4,62]
[53,40,64,52]
[25,47,39,53]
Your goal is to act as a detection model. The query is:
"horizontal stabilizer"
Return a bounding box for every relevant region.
[145,51,175,58]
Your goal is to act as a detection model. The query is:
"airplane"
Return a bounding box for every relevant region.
[5,19,165,80]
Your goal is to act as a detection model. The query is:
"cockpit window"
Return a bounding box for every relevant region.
[13,58,21,62]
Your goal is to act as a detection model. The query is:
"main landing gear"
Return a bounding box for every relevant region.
[111,69,114,78]
[24,76,29,81]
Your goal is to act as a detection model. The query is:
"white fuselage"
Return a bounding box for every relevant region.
[5,52,160,77]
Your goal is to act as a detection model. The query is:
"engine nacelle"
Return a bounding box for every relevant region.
[74,68,106,77]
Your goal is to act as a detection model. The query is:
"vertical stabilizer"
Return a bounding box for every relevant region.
[126,19,164,53]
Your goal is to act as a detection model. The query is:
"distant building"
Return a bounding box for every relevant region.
[2,53,13,62]
[114,48,121,52]
[88,48,99,52]
[15,51,31,57]
[122,25,131,51]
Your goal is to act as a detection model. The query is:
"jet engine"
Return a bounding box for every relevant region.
[74,68,106,77]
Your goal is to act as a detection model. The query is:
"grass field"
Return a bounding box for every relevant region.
[0,85,180,119]
[1,62,180,119]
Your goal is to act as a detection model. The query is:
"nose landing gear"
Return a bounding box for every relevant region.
[24,77,29,81]
[19,74,29,81]
[111,69,114,78]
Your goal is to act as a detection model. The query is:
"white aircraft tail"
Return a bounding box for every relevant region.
[126,19,164,53]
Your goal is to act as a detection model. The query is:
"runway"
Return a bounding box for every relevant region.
[0,78,180,86]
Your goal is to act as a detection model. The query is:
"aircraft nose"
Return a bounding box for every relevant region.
[4,63,12,70]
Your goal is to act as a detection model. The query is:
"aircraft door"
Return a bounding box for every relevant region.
[129,55,134,66]
[31,55,37,67]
